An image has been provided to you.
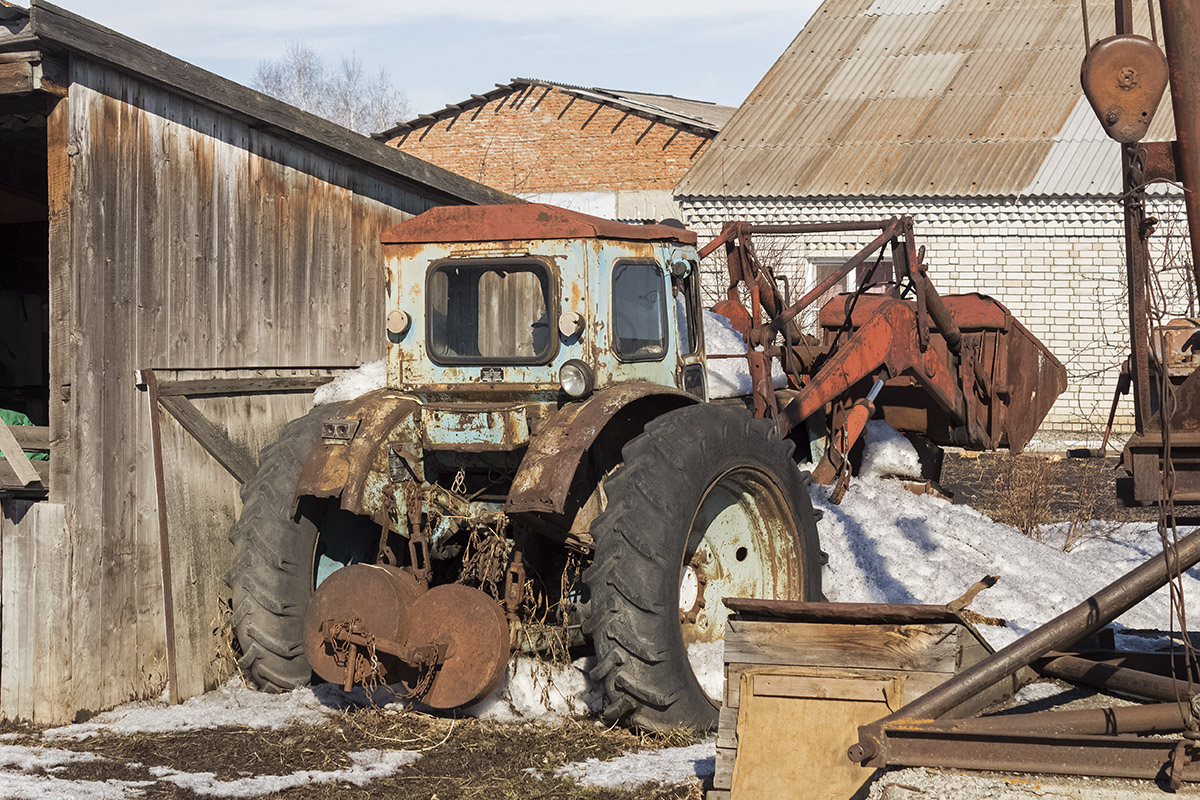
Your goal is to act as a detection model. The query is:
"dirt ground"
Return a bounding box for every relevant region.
[1,710,703,799]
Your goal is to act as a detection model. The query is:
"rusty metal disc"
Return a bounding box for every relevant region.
[303,564,423,685]
[408,584,511,710]
[1081,34,1169,144]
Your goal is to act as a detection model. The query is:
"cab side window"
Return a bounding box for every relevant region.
[612,262,667,361]
[673,272,699,356]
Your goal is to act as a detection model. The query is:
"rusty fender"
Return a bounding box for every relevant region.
[295,389,420,519]
[506,383,697,516]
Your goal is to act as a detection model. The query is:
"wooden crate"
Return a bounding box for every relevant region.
[709,602,1020,800]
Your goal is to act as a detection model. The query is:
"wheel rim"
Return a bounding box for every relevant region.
[309,500,380,590]
[680,466,803,703]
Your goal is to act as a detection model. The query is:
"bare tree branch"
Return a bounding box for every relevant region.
[252,42,410,136]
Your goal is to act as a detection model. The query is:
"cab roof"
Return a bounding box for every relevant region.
[381,203,698,246]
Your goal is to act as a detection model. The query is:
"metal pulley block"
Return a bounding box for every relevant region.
[303,563,511,709]
[1081,34,1169,143]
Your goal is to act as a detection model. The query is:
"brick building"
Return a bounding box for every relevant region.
[376,78,734,222]
[675,0,1186,436]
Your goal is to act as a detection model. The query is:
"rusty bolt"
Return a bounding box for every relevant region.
[1106,108,1121,125]
[1118,67,1138,90]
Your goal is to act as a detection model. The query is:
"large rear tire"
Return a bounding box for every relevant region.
[226,404,377,691]
[583,404,823,731]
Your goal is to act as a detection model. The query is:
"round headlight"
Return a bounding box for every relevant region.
[559,359,594,398]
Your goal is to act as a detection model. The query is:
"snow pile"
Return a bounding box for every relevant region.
[312,359,386,406]
[552,740,715,789]
[816,477,1200,649]
[149,749,420,798]
[858,420,923,480]
[45,679,333,740]
[0,744,152,799]
[465,655,603,722]
[703,310,788,399]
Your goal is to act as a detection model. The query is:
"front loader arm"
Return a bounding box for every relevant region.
[777,298,967,437]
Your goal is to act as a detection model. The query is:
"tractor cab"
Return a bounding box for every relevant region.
[380,204,708,403]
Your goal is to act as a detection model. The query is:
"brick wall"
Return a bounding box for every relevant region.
[679,194,1193,437]
[384,84,713,196]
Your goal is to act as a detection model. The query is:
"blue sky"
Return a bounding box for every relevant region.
[46,1,821,119]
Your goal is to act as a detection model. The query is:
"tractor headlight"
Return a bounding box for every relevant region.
[559,359,594,399]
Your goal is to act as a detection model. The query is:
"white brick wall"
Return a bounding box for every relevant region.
[678,194,1192,435]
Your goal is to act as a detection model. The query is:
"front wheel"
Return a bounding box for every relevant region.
[583,404,823,731]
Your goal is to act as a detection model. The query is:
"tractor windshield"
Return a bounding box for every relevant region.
[427,261,553,363]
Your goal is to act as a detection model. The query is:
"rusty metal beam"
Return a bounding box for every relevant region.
[1160,0,1200,295]
[870,727,1200,781]
[906,701,1191,736]
[853,524,1200,764]
[765,220,902,337]
[1037,653,1196,703]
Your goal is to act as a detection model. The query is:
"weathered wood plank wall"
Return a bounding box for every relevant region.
[0,53,427,722]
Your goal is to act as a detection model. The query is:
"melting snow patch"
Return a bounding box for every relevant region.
[1010,681,1069,705]
[704,310,787,399]
[815,478,1200,650]
[552,740,715,789]
[312,359,386,406]
[0,744,153,799]
[149,749,419,798]
[464,655,603,722]
[44,679,333,740]
[859,420,922,480]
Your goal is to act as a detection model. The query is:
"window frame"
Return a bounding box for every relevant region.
[610,259,670,364]
[423,257,559,367]
[672,269,701,357]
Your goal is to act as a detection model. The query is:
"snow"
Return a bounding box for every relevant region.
[312,359,386,406]
[45,679,333,740]
[149,749,420,798]
[859,419,923,480]
[551,740,715,789]
[0,745,153,799]
[815,476,1200,649]
[866,766,1194,799]
[464,655,604,722]
[703,309,788,399]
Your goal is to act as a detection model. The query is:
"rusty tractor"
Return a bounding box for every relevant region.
[227,202,1065,731]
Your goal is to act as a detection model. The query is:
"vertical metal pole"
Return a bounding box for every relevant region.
[1114,0,1156,431]
[1161,0,1200,299]
[1123,149,1155,432]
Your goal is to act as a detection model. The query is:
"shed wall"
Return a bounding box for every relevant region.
[1,55,421,722]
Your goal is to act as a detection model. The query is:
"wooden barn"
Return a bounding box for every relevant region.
[0,1,511,723]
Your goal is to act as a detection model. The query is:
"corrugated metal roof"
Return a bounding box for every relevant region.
[678,0,1174,198]
[375,79,736,141]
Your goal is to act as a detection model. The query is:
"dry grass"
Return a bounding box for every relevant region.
[24,707,706,800]
[943,451,1136,551]
[990,456,1054,540]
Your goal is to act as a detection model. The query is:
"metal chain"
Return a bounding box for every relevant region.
[1141,202,1200,723]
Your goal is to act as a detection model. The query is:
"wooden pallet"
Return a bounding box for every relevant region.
[0,422,49,496]
[708,601,1020,800]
